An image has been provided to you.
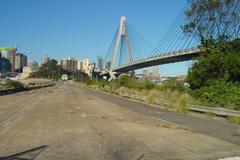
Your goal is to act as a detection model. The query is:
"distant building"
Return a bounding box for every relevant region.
[96,55,104,71]
[59,58,78,72]
[152,66,159,77]
[0,53,11,73]
[142,68,148,76]
[43,55,50,64]
[77,60,83,70]
[82,58,89,71]
[15,53,27,72]
[138,66,161,82]
[0,47,17,72]
[85,63,95,77]
[105,61,111,70]
[38,62,42,67]
[28,60,39,68]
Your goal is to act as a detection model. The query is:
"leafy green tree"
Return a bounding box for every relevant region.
[187,37,240,89]
[182,0,240,40]
[30,59,71,80]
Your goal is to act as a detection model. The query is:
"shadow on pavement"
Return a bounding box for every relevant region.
[0,145,48,160]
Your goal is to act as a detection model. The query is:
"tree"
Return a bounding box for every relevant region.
[30,59,71,80]
[182,0,240,40]
[187,37,240,89]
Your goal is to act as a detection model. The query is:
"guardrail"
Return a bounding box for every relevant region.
[118,93,240,118]
[188,105,240,118]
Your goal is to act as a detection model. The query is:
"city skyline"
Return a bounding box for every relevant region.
[0,0,190,76]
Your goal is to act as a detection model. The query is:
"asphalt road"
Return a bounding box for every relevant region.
[83,87,240,146]
[0,84,239,160]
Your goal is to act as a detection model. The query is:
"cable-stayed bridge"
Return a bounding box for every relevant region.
[100,2,240,79]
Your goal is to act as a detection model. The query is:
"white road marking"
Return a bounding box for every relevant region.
[151,116,180,127]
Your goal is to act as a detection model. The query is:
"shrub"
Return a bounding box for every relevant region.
[190,80,240,110]
[158,79,187,93]
[118,75,154,90]
[5,80,24,89]
[146,93,154,104]
[228,116,240,125]
[144,81,155,90]
[177,94,188,113]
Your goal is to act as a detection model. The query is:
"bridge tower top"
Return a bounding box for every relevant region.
[110,16,133,75]
[120,16,126,36]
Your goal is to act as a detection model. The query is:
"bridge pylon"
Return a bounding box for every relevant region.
[109,16,133,80]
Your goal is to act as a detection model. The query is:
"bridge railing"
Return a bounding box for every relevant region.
[114,47,201,68]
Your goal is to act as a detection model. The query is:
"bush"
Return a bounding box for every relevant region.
[158,80,187,93]
[228,116,240,125]
[5,80,24,89]
[177,94,188,113]
[86,80,110,90]
[187,38,240,89]
[118,75,155,90]
[190,80,240,110]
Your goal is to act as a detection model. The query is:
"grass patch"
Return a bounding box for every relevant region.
[228,116,240,125]
[205,111,216,117]
[146,95,154,104]
[177,95,188,113]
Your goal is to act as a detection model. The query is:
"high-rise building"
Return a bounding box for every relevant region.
[15,53,27,72]
[142,68,148,76]
[96,55,104,71]
[59,58,78,72]
[0,53,11,73]
[77,60,83,70]
[105,61,111,70]
[0,47,17,72]
[152,66,159,77]
[82,58,89,71]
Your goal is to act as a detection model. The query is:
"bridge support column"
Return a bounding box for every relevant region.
[108,71,116,81]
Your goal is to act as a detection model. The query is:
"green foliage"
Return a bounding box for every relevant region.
[5,79,24,89]
[30,59,71,80]
[190,80,240,110]
[73,71,90,82]
[228,116,240,125]
[158,79,187,93]
[146,94,154,104]
[177,95,188,113]
[205,111,216,117]
[187,38,240,89]
[182,0,240,39]
[85,75,155,91]
[118,75,155,89]
[86,80,109,88]
[86,80,98,86]
[187,37,240,109]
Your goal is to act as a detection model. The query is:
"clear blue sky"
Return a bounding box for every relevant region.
[0,0,193,76]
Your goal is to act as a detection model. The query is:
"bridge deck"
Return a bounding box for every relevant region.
[100,48,202,76]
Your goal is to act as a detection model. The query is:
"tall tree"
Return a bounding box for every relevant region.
[182,0,240,40]
[30,59,71,80]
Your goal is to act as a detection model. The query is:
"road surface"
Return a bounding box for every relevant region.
[0,84,239,160]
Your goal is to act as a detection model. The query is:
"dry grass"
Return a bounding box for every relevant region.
[177,94,188,113]
[228,116,240,125]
